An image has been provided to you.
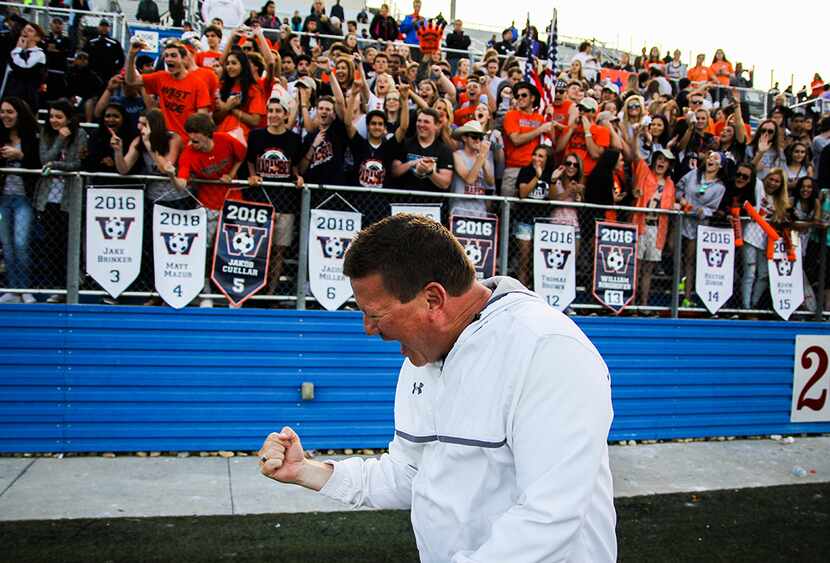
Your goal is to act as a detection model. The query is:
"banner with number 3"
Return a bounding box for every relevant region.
[86,188,143,298]
[309,209,361,311]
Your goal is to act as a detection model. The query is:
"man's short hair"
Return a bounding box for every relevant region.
[164,43,187,58]
[184,113,216,136]
[297,54,311,64]
[417,107,441,124]
[204,25,222,39]
[317,95,336,108]
[366,109,386,124]
[374,52,389,62]
[343,214,475,302]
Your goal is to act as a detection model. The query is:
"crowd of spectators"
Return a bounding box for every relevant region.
[0,1,828,314]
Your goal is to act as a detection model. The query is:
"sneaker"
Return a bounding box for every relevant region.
[46,294,65,304]
[199,298,214,308]
[0,292,22,304]
[21,293,37,304]
[102,296,119,305]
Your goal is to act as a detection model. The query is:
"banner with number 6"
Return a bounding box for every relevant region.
[86,187,144,298]
[533,222,576,310]
[695,226,734,314]
[309,209,361,311]
[153,205,206,309]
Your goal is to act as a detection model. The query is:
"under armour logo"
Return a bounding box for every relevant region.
[412,382,424,395]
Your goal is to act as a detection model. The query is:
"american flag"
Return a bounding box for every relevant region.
[541,9,559,109]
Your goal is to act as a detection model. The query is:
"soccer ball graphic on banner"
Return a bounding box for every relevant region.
[232,230,256,255]
[105,217,126,239]
[464,241,483,265]
[605,248,625,272]
[325,237,345,259]
[545,248,570,270]
[168,233,190,254]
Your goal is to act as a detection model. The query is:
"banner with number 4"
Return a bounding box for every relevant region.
[695,226,734,314]
[153,205,206,309]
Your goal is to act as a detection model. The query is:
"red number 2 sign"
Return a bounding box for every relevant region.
[791,337,830,423]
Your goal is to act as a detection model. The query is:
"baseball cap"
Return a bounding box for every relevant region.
[578,97,598,112]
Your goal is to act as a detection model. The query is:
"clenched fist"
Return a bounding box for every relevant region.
[257,427,334,490]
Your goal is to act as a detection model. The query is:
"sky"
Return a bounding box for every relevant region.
[401,0,827,91]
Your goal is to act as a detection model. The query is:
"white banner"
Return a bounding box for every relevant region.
[533,222,576,311]
[769,236,804,320]
[791,335,830,423]
[309,209,361,311]
[695,226,735,314]
[153,205,206,309]
[390,204,441,223]
[86,188,143,298]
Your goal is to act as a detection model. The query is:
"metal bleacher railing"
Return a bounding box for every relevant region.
[0,167,826,320]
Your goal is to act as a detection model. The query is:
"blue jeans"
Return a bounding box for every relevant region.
[0,194,33,290]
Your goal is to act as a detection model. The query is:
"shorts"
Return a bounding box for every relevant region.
[273,213,295,247]
[637,224,662,262]
[501,167,520,198]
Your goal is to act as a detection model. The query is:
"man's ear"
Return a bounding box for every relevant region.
[421,282,448,312]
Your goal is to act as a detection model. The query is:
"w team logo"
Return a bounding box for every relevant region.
[460,239,492,267]
[318,236,351,259]
[95,216,136,240]
[599,245,632,274]
[541,248,571,270]
[773,258,795,277]
[222,224,268,258]
[160,232,199,255]
[703,248,729,268]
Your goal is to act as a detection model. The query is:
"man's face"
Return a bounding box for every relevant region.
[374,56,388,74]
[188,132,212,152]
[367,115,386,140]
[164,48,183,72]
[307,20,318,32]
[313,1,323,14]
[466,80,481,99]
[416,113,437,139]
[486,61,498,76]
[211,19,223,29]
[791,116,804,133]
[352,273,434,367]
[515,88,533,111]
[689,96,705,111]
[413,0,422,13]
[317,101,335,127]
[21,24,40,43]
[281,56,295,74]
[98,24,109,36]
[454,20,463,32]
[388,55,401,74]
[696,54,705,66]
[206,31,220,49]
[297,59,309,76]
[50,19,63,34]
[267,103,286,127]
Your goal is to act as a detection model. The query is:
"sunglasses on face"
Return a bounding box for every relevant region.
[761,128,775,134]
[735,172,751,180]
[564,160,579,166]
[690,100,703,105]
[628,104,641,110]
[516,92,530,99]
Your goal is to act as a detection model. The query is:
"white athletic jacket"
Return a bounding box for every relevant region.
[318,277,617,562]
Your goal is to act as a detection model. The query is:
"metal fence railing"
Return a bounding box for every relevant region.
[0,167,827,320]
[0,1,129,45]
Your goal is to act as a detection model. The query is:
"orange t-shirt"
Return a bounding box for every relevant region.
[709,61,733,86]
[687,65,712,84]
[177,132,247,210]
[189,66,220,110]
[142,71,211,138]
[713,119,752,139]
[563,123,610,176]
[195,50,222,69]
[631,159,675,250]
[551,100,573,129]
[453,104,477,127]
[503,109,546,168]
[216,83,267,137]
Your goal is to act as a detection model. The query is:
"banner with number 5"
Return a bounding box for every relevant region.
[791,336,830,423]
[211,200,274,307]
[769,236,804,320]
[86,187,144,298]
[153,205,206,309]
[309,209,361,311]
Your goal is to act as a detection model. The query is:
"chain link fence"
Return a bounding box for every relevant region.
[0,167,827,319]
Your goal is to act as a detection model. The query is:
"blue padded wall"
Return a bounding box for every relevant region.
[1,304,829,452]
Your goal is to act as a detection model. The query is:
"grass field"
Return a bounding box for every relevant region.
[2,483,828,562]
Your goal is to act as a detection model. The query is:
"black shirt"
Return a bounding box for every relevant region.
[301,119,348,186]
[349,134,392,188]
[517,165,552,200]
[246,127,303,211]
[390,136,454,192]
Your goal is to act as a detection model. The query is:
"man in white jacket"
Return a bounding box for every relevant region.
[259,214,617,562]
[201,0,245,30]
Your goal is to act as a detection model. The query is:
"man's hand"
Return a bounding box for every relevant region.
[258,427,307,484]
[107,74,124,92]
[248,175,263,186]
